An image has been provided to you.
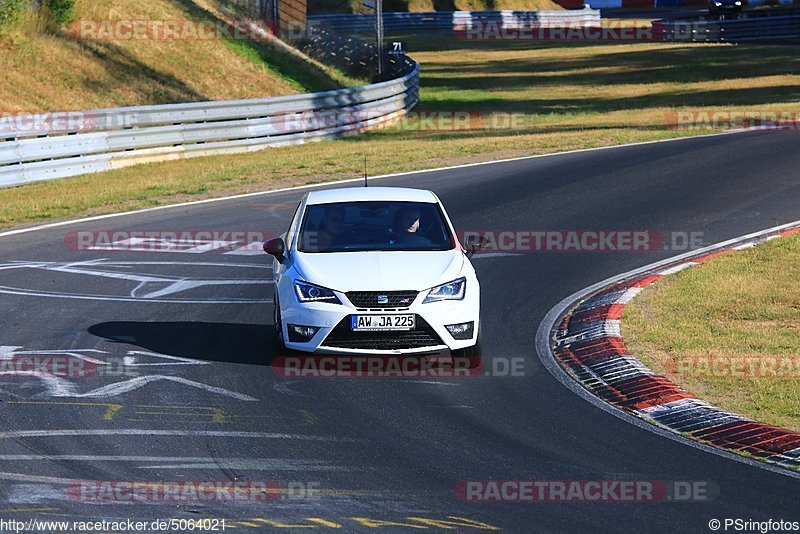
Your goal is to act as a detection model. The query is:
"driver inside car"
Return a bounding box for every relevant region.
[316,205,346,249]
[390,206,431,246]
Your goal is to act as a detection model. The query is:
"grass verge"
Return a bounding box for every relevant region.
[623,233,800,432]
[2,39,800,228]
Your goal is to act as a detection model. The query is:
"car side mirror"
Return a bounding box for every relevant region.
[464,235,487,258]
[263,237,286,262]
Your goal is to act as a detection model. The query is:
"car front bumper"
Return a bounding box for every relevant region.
[277,281,480,355]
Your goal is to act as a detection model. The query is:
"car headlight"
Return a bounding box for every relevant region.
[423,277,466,304]
[294,280,341,304]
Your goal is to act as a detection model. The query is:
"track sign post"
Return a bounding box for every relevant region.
[375,0,384,79]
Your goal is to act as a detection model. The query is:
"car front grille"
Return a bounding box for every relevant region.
[345,290,419,309]
[321,315,444,351]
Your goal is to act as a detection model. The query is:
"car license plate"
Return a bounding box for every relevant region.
[351,314,415,331]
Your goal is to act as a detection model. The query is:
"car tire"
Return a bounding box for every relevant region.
[274,292,287,353]
[273,292,305,360]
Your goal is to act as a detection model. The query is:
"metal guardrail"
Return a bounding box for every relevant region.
[654,12,800,40]
[308,9,602,36]
[0,56,418,188]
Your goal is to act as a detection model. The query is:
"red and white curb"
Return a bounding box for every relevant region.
[537,222,800,474]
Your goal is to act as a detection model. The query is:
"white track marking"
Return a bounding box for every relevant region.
[0,346,239,401]
[402,380,461,386]
[87,237,240,254]
[138,459,353,471]
[3,373,77,397]
[49,375,258,401]
[656,262,697,275]
[272,381,309,397]
[0,286,271,304]
[0,260,273,304]
[0,430,357,441]
[0,456,351,472]
[225,243,267,256]
[25,260,272,299]
[122,351,209,367]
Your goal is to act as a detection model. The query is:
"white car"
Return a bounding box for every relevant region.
[263,187,481,356]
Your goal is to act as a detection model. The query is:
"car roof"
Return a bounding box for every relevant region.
[305,187,438,205]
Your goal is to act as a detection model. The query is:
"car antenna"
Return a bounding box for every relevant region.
[364,155,368,187]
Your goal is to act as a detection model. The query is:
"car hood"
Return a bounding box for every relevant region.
[292,249,465,292]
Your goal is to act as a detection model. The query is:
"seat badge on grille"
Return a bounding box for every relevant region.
[377,295,389,304]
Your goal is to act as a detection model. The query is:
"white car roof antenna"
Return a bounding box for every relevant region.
[364,155,369,187]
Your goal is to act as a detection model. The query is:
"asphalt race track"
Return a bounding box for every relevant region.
[1,129,799,532]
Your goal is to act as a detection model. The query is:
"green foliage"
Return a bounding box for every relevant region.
[0,0,32,27]
[0,0,73,28]
[45,0,74,24]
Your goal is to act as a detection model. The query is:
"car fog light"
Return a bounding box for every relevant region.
[287,324,320,343]
[446,322,474,340]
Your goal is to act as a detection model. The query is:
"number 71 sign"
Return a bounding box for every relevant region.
[388,41,406,55]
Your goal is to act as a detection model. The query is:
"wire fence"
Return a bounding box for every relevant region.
[219,0,398,80]
[655,12,800,40]
[308,9,602,38]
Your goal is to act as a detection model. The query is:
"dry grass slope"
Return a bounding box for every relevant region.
[0,0,353,112]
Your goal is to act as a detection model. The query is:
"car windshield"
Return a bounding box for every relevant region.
[297,201,456,253]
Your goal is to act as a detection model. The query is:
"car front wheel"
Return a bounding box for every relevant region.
[451,332,482,370]
[274,292,287,352]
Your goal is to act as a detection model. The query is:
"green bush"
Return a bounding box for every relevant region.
[45,0,74,24]
[0,0,73,28]
[0,0,33,27]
